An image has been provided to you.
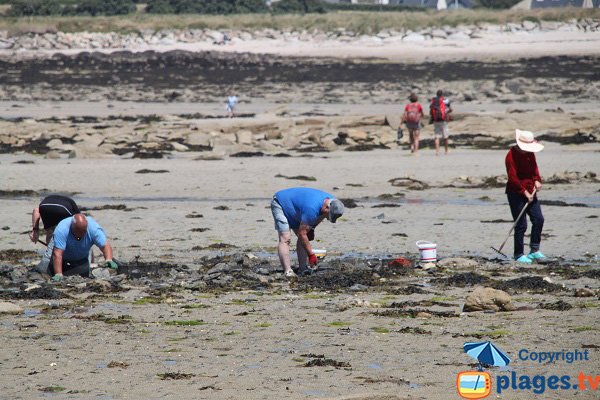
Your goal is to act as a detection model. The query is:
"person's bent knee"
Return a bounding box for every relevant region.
[278,231,291,244]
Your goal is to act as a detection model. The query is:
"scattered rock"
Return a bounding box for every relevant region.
[574,288,595,297]
[464,287,516,312]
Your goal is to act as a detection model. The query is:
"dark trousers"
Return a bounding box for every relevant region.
[507,192,544,259]
[46,257,90,277]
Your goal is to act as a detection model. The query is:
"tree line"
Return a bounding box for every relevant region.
[6,0,522,17]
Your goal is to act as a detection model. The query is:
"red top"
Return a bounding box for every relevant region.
[505,146,542,194]
[404,103,423,113]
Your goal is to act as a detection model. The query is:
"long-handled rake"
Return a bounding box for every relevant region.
[491,189,536,259]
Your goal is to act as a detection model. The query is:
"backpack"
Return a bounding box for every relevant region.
[405,103,421,124]
[430,96,447,122]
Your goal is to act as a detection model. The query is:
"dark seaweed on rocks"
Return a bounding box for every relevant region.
[432,272,492,287]
[540,200,589,208]
[538,300,573,311]
[304,358,351,368]
[537,131,597,145]
[339,198,358,208]
[294,269,376,291]
[0,284,69,300]
[388,285,428,295]
[583,269,600,279]
[493,276,566,294]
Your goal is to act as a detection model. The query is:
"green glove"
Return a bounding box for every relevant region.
[105,260,118,270]
[51,273,63,282]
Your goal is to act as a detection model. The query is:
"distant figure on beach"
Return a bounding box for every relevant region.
[270,188,345,277]
[36,214,117,281]
[401,93,425,154]
[505,129,546,264]
[429,89,453,155]
[226,92,239,118]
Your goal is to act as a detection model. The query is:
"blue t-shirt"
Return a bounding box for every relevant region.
[275,188,332,230]
[53,216,107,261]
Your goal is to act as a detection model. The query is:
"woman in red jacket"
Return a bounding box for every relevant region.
[505,129,545,264]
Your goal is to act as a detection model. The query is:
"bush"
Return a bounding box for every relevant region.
[146,0,268,14]
[234,0,267,13]
[324,2,420,12]
[145,0,174,13]
[475,0,521,9]
[8,0,62,16]
[272,0,327,14]
[8,0,135,16]
[73,0,136,16]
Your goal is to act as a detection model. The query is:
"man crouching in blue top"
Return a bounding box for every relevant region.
[45,213,117,281]
[271,187,344,278]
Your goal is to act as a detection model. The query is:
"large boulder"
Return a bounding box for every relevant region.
[464,287,515,312]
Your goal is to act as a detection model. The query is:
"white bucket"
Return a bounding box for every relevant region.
[416,240,437,262]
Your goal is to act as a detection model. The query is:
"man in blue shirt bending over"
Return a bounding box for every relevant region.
[47,213,117,281]
[271,187,345,277]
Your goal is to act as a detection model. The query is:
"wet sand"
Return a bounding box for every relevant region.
[0,28,599,400]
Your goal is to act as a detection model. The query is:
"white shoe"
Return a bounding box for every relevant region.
[284,270,297,278]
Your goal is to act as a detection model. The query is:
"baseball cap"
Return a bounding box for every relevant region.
[328,199,344,223]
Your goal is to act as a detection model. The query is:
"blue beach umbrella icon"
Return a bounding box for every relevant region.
[464,341,511,370]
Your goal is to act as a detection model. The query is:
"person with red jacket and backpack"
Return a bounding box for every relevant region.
[429,89,453,155]
[401,93,424,154]
[505,129,546,264]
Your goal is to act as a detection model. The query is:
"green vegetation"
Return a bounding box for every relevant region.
[164,319,206,326]
[570,326,597,332]
[7,0,135,16]
[40,386,66,393]
[180,303,207,309]
[476,0,521,9]
[326,321,352,327]
[255,322,272,328]
[271,0,325,14]
[576,301,599,309]
[1,9,598,35]
[146,0,268,15]
[224,330,240,335]
[371,326,391,334]
[133,297,163,305]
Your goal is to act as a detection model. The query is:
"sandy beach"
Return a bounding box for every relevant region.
[0,20,599,400]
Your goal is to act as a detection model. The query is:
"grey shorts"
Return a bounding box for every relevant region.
[434,121,449,139]
[271,197,290,233]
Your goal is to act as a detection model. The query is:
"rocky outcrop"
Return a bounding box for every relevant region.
[0,20,598,53]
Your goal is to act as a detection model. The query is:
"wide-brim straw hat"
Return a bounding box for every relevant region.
[515,129,544,153]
